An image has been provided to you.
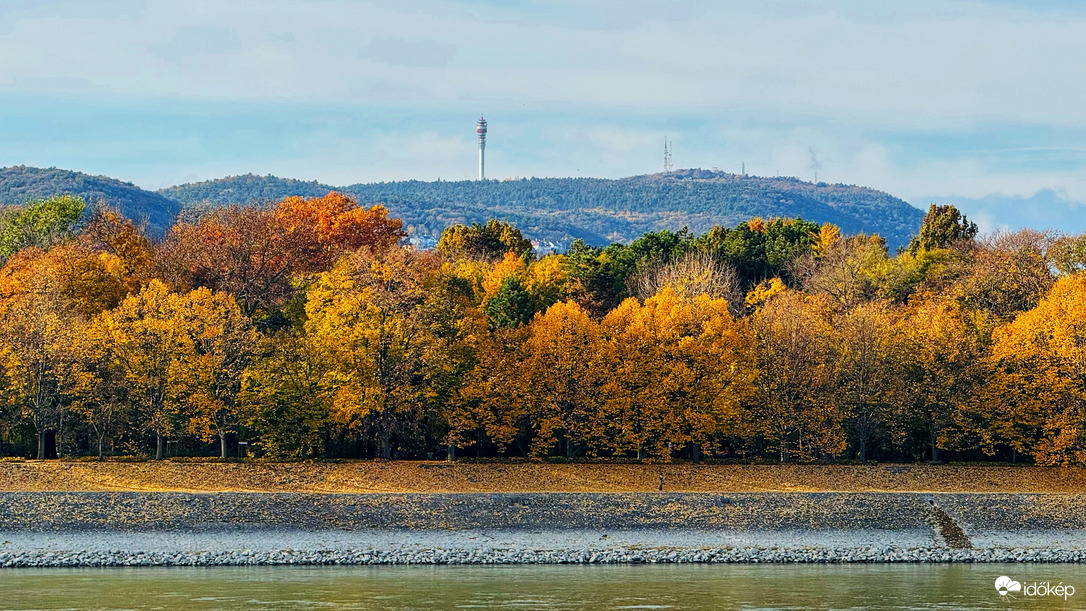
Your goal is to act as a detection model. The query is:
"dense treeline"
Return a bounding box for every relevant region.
[1,193,1084,465]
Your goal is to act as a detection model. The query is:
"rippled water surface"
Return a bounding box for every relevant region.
[0,564,1083,610]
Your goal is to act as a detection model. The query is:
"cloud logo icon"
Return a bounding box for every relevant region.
[995,576,1022,596]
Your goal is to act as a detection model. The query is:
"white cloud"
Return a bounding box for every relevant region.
[2,0,1086,232]
[2,0,1085,128]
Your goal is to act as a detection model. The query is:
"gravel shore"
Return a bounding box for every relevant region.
[1,492,1084,566]
[1,529,1084,567]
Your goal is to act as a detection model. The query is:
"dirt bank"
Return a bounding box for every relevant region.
[0,461,1083,493]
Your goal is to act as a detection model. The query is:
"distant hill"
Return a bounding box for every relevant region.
[158,174,335,207]
[0,166,925,249]
[0,166,180,236]
[162,169,925,250]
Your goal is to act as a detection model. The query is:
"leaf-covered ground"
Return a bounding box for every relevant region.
[0,462,1082,493]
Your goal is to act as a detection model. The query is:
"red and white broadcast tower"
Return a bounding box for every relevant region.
[477,116,487,181]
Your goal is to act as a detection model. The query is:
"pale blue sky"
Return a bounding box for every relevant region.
[2,0,1085,232]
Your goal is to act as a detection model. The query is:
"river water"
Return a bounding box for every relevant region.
[0,564,1081,610]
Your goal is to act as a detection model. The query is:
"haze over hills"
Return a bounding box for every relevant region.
[0,165,924,249]
[0,166,180,235]
[161,169,925,250]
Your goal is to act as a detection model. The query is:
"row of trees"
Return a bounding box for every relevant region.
[1,195,1085,464]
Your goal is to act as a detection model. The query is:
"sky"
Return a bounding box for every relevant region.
[1,0,1085,233]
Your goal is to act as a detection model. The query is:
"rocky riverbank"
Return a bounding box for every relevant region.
[1,491,1084,566]
[1,529,1085,567]
[5,546,1086,567]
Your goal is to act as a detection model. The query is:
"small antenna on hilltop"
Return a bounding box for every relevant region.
[742,162,745,177]
[663,137,673,173]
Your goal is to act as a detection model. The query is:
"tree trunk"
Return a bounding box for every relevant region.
[219,432,228,459]
[98,436,106,461]
[380,434,392,459]
[36,431,45,461]
[156,433,165,460]
[692,443,701,464]
[930,426,938,462]
[780,440,790,463]
[859,437,866,462]
[447,443,456,462]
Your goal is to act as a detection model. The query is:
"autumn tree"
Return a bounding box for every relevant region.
[242,332,332,458]
[899,297,987,461]
[795,234,888,309]
[305,247,437,458]
[438,220,533,260]
[522,300,605,457]
[453,326,534,456]
[171,287,258,459]
[67,322,128,459]
[0,272,80,459]
[156,206,292,317]
[96,280,191,459]
[986,274,1086,465]
[81,207,152,281]
[416,267,487,459]
[601,288,755,460]
[749,290,836,462]
[157,193,403,321]
[830,301,903,461]
[276,192,405,274]
[629,250,743,314]
[955,230,1054,321]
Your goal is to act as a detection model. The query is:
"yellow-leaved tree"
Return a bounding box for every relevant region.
[987,274,1086,465]
[830,301,903,461]
[601,287,755,461]
[170,287,257,459]
[522,300,605,457]
[749,290,836,462]
[0,270,82,459]
[96,280,191,459]
[305,247,437,458]
[899,296,987,462]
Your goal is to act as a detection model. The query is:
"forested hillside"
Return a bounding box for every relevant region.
[158,174,334,207]
[161,169,925,250]
[0,166,179,235]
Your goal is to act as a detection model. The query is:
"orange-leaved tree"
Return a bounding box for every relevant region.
[276,192,405,275]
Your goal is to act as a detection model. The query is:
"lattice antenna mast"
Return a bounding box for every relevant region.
[477,116,487,181]
[663,137,673,173]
